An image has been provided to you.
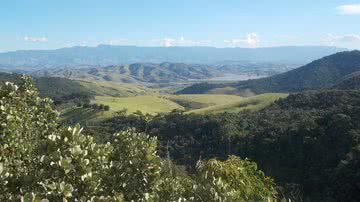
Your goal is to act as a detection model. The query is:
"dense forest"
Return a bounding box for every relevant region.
[93,89,360,201]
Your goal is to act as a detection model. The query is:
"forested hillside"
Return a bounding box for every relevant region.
[0,76,276,201]
[95,89,360,201]
[0,72,93,102]
[179,50,360,94]
[334,71,360,90]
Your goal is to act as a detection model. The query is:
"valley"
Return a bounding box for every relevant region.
[2,49,360,201]
[3,1,360,201]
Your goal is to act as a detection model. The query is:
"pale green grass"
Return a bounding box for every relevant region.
[207,86,241,94]
[166,94,243,109]
[61,93,287,124]
[94,95,184,115]
[187,93,288,114]
[94,93,284,115]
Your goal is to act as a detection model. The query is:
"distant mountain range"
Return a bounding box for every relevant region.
[178,50,360,94]
[32,63,217,83]
[0,45,345,71]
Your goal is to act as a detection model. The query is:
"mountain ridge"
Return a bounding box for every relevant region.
[31,63,217,83]
[178,50,360,94]
[0,45,345,70]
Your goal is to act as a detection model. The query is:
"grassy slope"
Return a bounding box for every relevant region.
[60,93,287,124]
[166,94,243,109]
[78,80,156,96]
[93,93,286,115]
[94,95,184,115]
[0,72,93,100]
[187,93,288,114]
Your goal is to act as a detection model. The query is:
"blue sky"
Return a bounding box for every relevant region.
[1,0,360,52]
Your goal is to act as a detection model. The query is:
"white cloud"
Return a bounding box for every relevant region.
[323,34,360,49]
[107,39,128,45]
[23,36,48,42]
[160,38,176,47]
[158,37,209,47]
[224,33,260,47]
[337,4,360,15]
[324,34,360,43]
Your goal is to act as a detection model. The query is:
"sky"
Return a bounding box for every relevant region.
[1,0,360,52]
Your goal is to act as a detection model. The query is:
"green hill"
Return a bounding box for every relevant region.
[0,72,92,101]
[94,95,184,115]
[78,80,156,97]
[178,50,360,94]
[333,71,360,90]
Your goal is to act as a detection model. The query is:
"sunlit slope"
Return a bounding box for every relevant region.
[60,93,286,125]
[78,80,156,96]
[92,93,286,115]
[187,93,288,114]
[167,94,243,109]
[94,95,184,114]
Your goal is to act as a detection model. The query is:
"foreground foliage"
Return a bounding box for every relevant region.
[0,76,275,201]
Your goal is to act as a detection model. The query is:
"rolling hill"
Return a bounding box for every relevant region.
[89,93,286,117]
[178,50,360,94]
[32,63,217,83]
[0,72,92,100]
[0,72,154,102]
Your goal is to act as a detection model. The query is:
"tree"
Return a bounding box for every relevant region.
[0,76,58,200]
[104,129,161,201]
[0,76,117,201]
[195,156,276,202]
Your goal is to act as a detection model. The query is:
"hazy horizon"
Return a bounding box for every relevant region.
[0,44,349,53]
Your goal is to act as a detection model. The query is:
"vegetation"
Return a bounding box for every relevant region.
[334,71,360,90]
[90,94,283,116]
[0,72,94,103]
[0,76,275,201]
[78,80,154,97]
[98,89,360,201]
